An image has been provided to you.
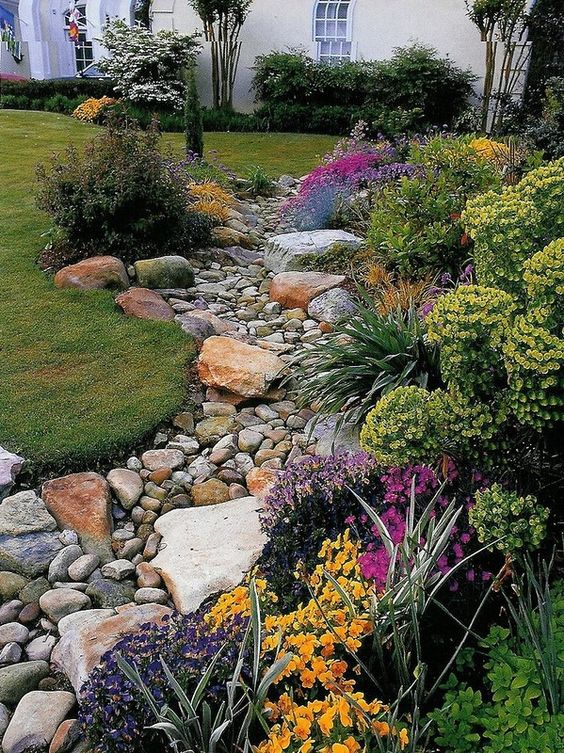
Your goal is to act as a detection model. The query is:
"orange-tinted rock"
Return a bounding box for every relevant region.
[54,256,128,291]
[191,479,230,506]
[212,226,252,250]
[245,467,278,498]
[148,468,172,485]
[269,272,346,310]
[51,604,171,693]
[115,287,175,321]
[198,337,286,398]
[49,719,80,753]
[42,473,113,563]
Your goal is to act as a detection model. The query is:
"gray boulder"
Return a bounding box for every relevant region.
[2,690,75,753]
[134,256,195,289]
[264,230,361,272]
[308,288,358,324]
[0,533,63,578]
[0,661,50,706]
[0,492,57,536]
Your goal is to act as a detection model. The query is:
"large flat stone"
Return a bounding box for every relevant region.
[264,230,362,272]
[198,337,286,398]
[54,256,129,291]
[2,690,75,753]
[152,496,267,613]
[51,605,171,694]
[269,271,346,311]
[0,447,24,502]
[42,473,114,563]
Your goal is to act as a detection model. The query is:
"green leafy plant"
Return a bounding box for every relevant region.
[430,582,564,753]
[247,165,275,197]
[360,386,449,467]
[426,285,516,399]
[469,483,550,555]
[290,301,441,429]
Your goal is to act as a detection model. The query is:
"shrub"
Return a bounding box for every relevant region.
[253,45,474,131]
[258,453,380,609]
[360,386,450,467]
[185,66,204,156]
[469,483,550,556]
[426,285,516,399]
[431,614,564,753]
[368,137,501,279]
[463,157,564,297]
[98,20,200,110]
[36,121,214,265]
[0,77,115,111]
[290,302,441,428]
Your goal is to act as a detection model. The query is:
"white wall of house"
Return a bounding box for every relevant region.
[2,0,135,80]
[151,0,487,112]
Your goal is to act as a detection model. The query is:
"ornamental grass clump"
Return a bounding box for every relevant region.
[290,300,441,429]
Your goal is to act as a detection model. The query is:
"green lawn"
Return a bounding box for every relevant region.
[0,110,333,471]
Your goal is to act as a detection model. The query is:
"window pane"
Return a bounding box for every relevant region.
[327,2,338,19]
[315,20,325,37]
[336,20,347,37]
[337,3,349,19]
[326,20,336,37]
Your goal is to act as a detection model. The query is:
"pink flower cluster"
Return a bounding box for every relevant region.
[349,463,492,591]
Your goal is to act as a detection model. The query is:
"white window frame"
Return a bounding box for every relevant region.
[65,3,94,73]
[312,0,356,64]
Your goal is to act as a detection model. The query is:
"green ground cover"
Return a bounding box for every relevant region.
[0,110,335,470]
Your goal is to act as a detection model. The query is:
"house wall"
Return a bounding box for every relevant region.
[150,0,486,112]
[3,0,135,80]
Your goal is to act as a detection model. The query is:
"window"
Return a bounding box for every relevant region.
[65,3,93,73]
[314,1,353,64]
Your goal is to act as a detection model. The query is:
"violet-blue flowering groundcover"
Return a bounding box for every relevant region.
[79,609,249,753]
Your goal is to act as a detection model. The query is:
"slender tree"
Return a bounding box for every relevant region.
[185,65,204,156]
[189,0,253,110]
[466,0,532,132]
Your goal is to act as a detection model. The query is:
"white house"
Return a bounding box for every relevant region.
[0,0,135,81]
[150,0,490,111]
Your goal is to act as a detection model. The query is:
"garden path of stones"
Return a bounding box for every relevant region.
[0,182,362,753]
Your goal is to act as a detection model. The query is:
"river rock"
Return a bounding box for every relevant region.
[134,256,195,289]
[198,337,286,398]
[264,230,361,272]
[308,287,358,324]
[2,690,76,753]
[191,479,230,507]
[0,533,63,578]
[0,491,57,536]
[48,545,83,584]
[25,635,58,662]
[54,256,128,291]
[0,573,27,601]
[42,473,114,563]
[152,497,266,613]
[0,448,24,502]
[115,287,175,321]
[51,605,171,694]
[107,469,143,510]
[85,579,135,608]
[141,449,185,472]
[0,624,28,648]
[0,661,50,705]
[39,589,91,624]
